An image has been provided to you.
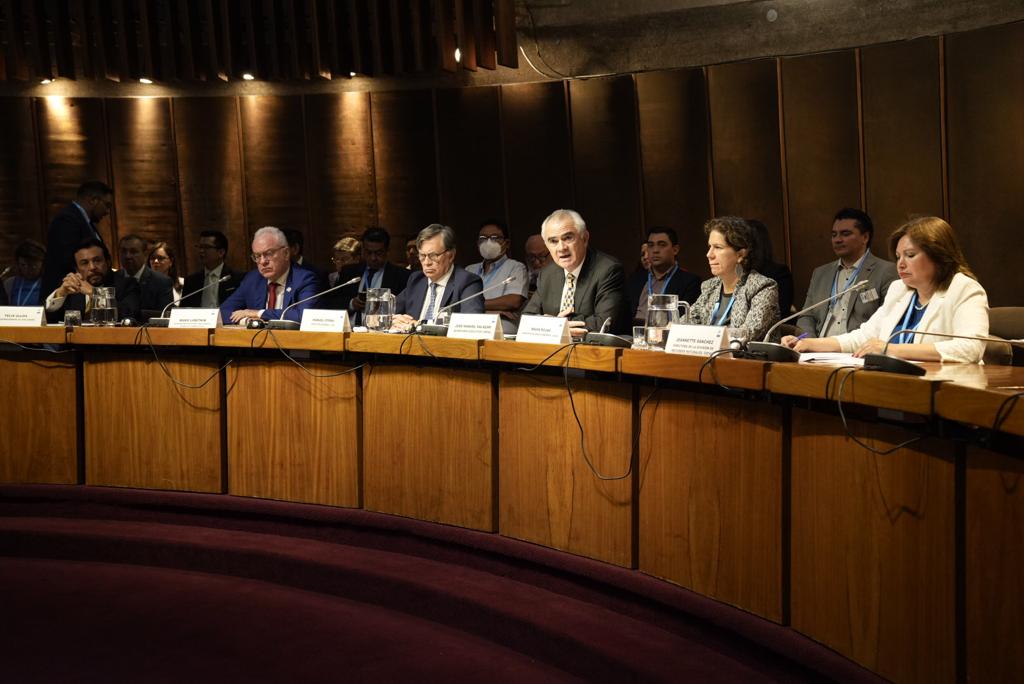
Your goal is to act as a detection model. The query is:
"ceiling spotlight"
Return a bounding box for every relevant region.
[40,78,53,85]
[349,71,357,78]
[139,77,153,84]
[242,72,255,81]
[454,47,462,63]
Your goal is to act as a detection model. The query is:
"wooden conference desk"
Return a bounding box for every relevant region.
[1,325,1021,684]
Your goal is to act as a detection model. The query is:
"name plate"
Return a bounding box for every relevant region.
[300,309,351,333]
[169,308,222,329]
[447,313,503,340]
[665,324,728,356]
[0,306,44,326]
[515,315,570,344]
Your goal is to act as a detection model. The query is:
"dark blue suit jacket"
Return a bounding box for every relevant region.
[395,267,485,319]
[220,266,321,323]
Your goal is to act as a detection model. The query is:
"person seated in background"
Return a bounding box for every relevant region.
[391,224,484,330]
[181,230,240,308]
[148,241,184,303]
[521,209,630,336]
[44,238,140,323]
[329,236,362,285]
[466,219,528,334]
[785,217,988,362]
[320,227,410,324]
[686,216,780,342]
[523,233,551,300]
[625,227,701,326]
[748,219,794,318]
[285,228,327,289]
[220,226,320,325]
[119,234,173,319]
[4,239,46,306]
[404,235,421,271]
[795,208,897,337]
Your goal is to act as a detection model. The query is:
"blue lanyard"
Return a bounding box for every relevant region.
[710,287,735,326]
[647,264,679,297]
[894,292,926,344]
[14,278,40,306]
[477,257,507,289]
[830,251,869,310]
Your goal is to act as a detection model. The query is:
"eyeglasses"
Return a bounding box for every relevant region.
[250,246,287,262]
[477,235,505,244]
[149,255,170,263]
[418,249,450,263]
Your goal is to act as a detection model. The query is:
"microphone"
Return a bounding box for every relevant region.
[416,276,514,335]
[0,266,11,281]
[583,317,630,348]
[265,276,360,330]
[863,329,1021,376]
[745,280,871,362]
[148,274,233,327]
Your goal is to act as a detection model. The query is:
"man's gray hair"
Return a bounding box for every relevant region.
[541,209,587,237]
[252,226,288,247]
[416,223,457,251]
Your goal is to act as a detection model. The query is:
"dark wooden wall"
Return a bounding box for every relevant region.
[1,22,1021,306]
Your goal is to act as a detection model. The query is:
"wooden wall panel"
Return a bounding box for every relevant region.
[0,98,43,258]
[35,97,113,246]
[500,81,573,255]
[106,98,181,259]
[435,86,505,259]
[239,95,310,239]
[370,89,438,260]
[707,60,785,248]
[172,97,248,274]
[569,75,642,266]
[791,409,955,684]
[861,38,943,239]
[304,92,378,263]
[780,50,861,306]
[946,21,1024,307]
[636,68,712,278]
[966,446,1024,683]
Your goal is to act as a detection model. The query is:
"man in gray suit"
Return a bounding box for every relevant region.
[521,209,629,336]
[795,208,897,337]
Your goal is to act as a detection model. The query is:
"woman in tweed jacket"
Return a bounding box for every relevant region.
[687,216,780,342]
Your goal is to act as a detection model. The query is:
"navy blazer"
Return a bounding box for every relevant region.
[220,265,321,323]
[395,267,484,319]
[41,203,105,299]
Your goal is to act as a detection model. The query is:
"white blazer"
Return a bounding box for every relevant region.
[833,272,989,363]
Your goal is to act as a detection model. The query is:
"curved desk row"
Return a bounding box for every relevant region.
[1,326,1021,684]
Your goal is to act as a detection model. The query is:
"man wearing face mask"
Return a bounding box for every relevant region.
[466,219,529,334]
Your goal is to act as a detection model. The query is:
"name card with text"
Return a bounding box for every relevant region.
[515,315,571,345]
[300,309,351,333]
[169,308,222,329]
[447,313,503,340]
[664,324,727,356]
[0,306,44,327]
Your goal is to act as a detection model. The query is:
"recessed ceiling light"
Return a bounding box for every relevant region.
[242,72,255,81]
[40,78,53,85]
[454,47,462,63]
[139,78,153,84]
[349,71,357,78]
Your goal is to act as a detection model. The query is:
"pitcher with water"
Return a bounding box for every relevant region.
[644,293,684,350]
[364,288,395,331]
[91,286,118,326]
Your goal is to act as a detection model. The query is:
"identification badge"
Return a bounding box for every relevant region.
[859,288,879,304]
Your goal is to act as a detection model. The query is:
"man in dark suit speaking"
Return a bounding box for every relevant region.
[391,224,484,331]
[220,226,320,325]
[41,181,114,299]
[521,209,629,336]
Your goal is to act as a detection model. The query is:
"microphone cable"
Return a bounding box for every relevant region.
[133,324,233,390]
[249,327,366,378]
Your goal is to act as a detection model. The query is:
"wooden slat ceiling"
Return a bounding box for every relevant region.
[0,0,518,83]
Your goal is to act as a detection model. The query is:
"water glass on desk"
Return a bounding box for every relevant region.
[90,287,117,326]
[632,325,648,350]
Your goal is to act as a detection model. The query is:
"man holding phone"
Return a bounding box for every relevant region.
[320,227,410,324]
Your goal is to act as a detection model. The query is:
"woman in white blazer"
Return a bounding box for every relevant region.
[784,216,989,363]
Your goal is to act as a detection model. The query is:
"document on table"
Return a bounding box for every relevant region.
[798,352,864,366]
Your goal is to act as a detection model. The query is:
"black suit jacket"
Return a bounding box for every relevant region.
[46,269,141,324]
[181,264,242,307]
[759,260,795,318]
[395,268,484,318]
[320,262,411,315]
[624,265,702,323]
[41,203,105,299]
[522,248,630,333]
[135,266,174,317]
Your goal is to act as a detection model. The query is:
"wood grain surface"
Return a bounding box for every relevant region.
[482,340,619,372]
[0,327,68,345]
[935,378,1024,437]
[638,388,783,621]
[498,371,633,566]
[619,349,767,390]
[226,359,360,507]
[768,363,938,415]
[346,332,482,360]
[213,327,346,353]
[70,327,210,347]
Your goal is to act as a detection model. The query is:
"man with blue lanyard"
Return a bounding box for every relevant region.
[795,208,898,337]
[41,181,114,300]
[624,227,701,325]
[319,227,409,324]
[466,219,529,334]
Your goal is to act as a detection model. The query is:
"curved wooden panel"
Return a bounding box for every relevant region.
[0,98,43,260]
[172,97,248,274]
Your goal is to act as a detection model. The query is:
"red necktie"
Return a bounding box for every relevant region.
[266,282,278,309]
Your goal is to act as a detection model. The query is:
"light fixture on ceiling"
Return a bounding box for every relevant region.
[40,78,54,85]
[242,72,255,81]
[349,71,357,78]
[139,77,153,84]
[454,47,462,63]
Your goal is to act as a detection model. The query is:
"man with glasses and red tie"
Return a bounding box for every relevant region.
[220,226,320,325]
[390,224,484,331]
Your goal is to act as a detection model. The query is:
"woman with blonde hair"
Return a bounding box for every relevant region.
[329,236,362,286]
[785,216,989,362]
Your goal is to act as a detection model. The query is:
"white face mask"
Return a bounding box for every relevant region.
[478,239,503,261]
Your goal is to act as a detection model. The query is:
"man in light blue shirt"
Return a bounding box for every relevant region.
[466,219,529,334]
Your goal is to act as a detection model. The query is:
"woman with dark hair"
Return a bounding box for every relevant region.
[686,216,780,341]
[148,241,183,303]
[4,239,46,306]
[747,219,794,317]
[786,216,988,362]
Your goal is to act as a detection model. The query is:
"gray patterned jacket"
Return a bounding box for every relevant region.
[686,270,780,342]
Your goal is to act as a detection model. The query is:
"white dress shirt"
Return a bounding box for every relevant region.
[418,266,454,322]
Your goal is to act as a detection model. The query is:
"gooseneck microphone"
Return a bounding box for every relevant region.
[262,276,361,330]
[863,329,1022,376]
[148,274,233,327]
[415,276,515,335]
[745,280,870,362]
[0,266,11,281]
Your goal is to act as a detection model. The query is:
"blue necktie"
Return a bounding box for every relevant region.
[424,282,438,321]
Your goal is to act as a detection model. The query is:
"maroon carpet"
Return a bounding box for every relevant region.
[0,485,882,683]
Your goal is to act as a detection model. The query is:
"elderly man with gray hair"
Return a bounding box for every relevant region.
[219,226,321,324]
[391,223,484,331]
